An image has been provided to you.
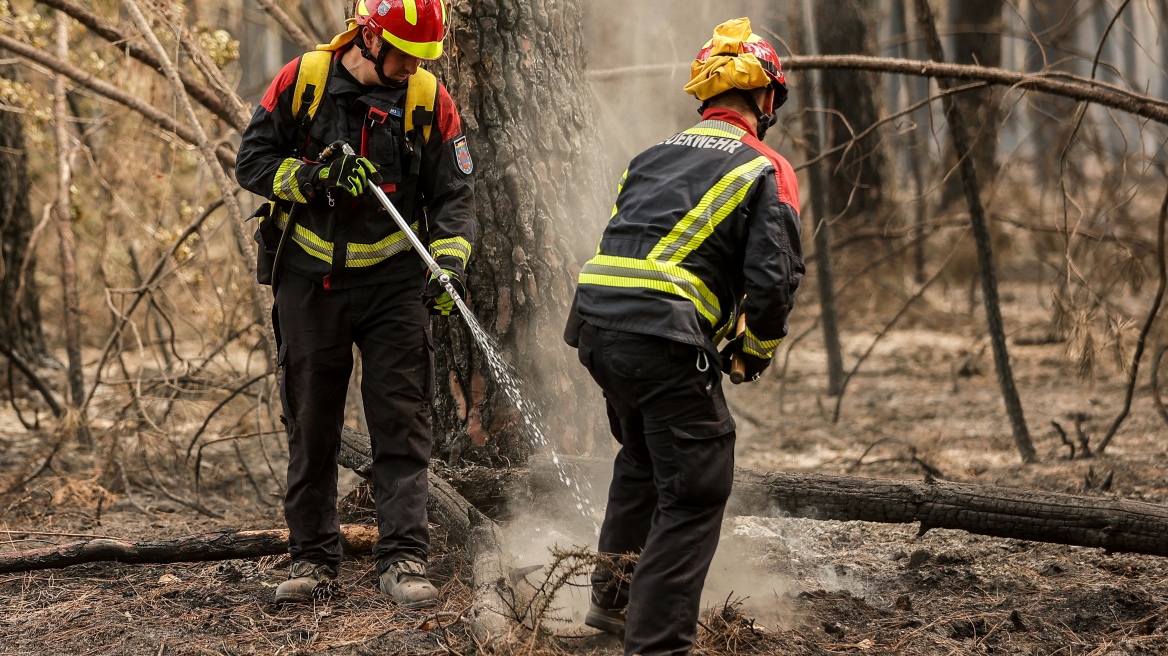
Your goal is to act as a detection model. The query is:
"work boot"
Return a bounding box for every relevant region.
[274,561,336,604]
[584,603,626,636]
[379,560,439,609]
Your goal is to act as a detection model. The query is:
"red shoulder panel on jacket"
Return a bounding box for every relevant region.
[436,83,462,142]
[260,59,300,112]
[741,133,800,209]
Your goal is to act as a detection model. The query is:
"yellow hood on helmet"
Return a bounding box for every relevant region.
[318,19,360,51]
[684,18,772,101]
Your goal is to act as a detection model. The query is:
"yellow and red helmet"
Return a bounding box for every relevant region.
[353,0,446,61]
[686,18,787,103]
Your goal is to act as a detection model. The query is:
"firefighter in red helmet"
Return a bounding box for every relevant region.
[565,18,803,655]
[236,0,475,609]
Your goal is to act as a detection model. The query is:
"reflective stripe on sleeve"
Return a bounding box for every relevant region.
[273,158,308,204]
[429,236,472,267]
[742,325,782,358]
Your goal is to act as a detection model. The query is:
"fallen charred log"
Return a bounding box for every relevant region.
[451,455,1168,559]
[0,525,377,575]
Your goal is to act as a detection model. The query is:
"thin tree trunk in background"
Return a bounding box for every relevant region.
[812,0,889,227]
[894,0,929,284]
[1026,0,1080,187]
[793,0,845,397]
[0,67,45,365]
[941,0,1004,206]
[426,1,609,465]
[53,13,88,444]
[914,0,1036,463]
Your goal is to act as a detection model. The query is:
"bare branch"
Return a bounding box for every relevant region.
[117,0,275,382]
[36,0,247,130]
[255,0,318,51]
[1097,183,1168,453]
[0,33,237,169]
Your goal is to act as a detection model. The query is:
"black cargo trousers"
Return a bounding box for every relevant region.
[577,322,737,656]
[275,270,434,577]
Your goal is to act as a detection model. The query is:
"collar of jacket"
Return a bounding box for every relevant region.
[328,56,408,116]
[701,106,757,138]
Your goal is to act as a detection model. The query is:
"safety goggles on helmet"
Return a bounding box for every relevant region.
[353,0,447,61]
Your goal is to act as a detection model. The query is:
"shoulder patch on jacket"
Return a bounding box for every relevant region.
[454,135,473,174]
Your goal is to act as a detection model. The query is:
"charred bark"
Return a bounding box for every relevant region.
[730,469,1168,557]
[427,1,608,464]
[0,67,44,365]
[457,456,1168,559]
[812,0,889,224]
[0,526,379,574]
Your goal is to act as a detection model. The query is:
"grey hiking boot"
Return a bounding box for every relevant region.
[585,603,626,636]
[274,561,336,604]
[379,560,439,609]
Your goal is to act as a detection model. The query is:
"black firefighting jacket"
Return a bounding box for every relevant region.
[236,52,475,290]
[566,107,804,363]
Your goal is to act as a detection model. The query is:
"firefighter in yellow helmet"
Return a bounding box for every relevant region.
[235,0,475,609]
[565,18,803,655]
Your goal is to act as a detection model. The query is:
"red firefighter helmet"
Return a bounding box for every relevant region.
[353,0,447,61]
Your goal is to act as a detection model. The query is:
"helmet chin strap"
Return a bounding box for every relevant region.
[739,89,777,141]
[358,35,398,87]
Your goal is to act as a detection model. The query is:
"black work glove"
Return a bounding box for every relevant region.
[310,154,381,198]
[719,335,770,382]
[422,269,465,316]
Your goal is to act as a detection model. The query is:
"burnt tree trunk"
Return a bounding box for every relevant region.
[455,456,1168,559]
[791,0,845,396]
[0,68,45,366]
[812,0,889,227]
[0,526,379,574]
[914,0,1035,463]
[428,1,608,465]
[941,0,1004,206]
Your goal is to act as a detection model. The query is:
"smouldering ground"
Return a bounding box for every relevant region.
[2,282,1168,654]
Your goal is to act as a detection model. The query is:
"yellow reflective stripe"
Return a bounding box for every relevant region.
[712,316,735,344]
[403,0,418,24]
[687,119,745,139]
[429,236,471,265]
[275,209,332,263]
[611,168,628,218]
[683,127,743,140]
[273,159,307,203]
[346,222,420,267]
[579,254,721,326]
[743,325,782,358]
[649,156,769,264]
[276,210,422,268]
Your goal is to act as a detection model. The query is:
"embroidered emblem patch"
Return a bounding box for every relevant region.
[454,136,473,174]
[377,0,391,16]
